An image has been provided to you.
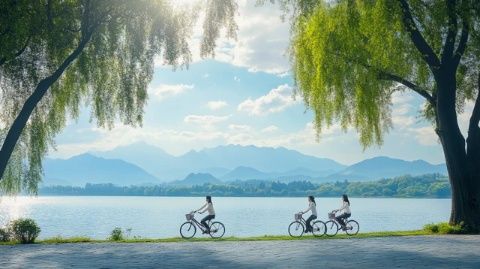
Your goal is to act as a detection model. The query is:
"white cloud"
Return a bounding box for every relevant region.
[261,125,279,133]
[228,124,252,132]
[391,92,416,129]
[149,84,194,101]
[185,0,290,75]
[207,100,228,111]
[411,126,438,146]
[184,114,230,126]
[238,84,298,116]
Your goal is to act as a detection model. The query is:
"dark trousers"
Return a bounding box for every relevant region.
[201,215,215,231]
[336,213,351,227]
[305,215,317,231]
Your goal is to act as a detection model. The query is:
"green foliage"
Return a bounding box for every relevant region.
[109,227,124,241]
[0,0,237,195]
[42,236,92,244]
[40,174,450,198]
[290,0,480,146]
[0,227,11,242]
[10,218,41,244]
[424,222,466,234]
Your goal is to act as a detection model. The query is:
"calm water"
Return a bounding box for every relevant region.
[0,196,450,239]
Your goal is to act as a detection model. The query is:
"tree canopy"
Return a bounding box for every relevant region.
[0,0,237,195]
[290,0,479,146]
[288,0,480,229]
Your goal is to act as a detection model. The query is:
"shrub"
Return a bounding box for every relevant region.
[424,222,465,234]
[109,227,124,241]
[0,228,11,242]
[10,218,41,244]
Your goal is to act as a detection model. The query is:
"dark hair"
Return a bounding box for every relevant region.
[206,196,212,204]
[308,195,316,205]
[342,194,350,205]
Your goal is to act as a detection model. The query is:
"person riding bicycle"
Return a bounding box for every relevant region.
[194,196,215,234]
[332,194,351,230]
[300,196,317,233]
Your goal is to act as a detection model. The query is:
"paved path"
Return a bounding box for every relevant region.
[1,235,479,268]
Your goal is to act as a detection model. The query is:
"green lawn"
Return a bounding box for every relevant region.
[26,230,431,245]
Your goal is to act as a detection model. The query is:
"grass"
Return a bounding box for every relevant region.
[1,223,469,245]
[23,230,432,245]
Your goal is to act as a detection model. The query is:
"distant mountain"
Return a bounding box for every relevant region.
[221,166,270,181]
[93,142,176,180]
[172,173,222,186]
[326,156,447,181]
[43,153,159,186]
[96,143,346,181]
[63,143,447,185]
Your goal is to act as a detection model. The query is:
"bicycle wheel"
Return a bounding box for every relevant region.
[288,221,304,237]
[209,221,225,238]
[345,220,359,235]
[324,220,338,236]
[311,220,326,237]
[180,222,196,239]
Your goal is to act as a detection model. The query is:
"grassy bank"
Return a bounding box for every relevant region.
[23,230,430,245]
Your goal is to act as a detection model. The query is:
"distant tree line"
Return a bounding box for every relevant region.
[39,174,450,198]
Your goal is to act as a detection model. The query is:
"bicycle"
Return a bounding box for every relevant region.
[288,213,326,237]
[324,211,359,236]
[179,211,226,239]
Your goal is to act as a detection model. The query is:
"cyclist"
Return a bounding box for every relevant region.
[194,196,215,233]
[333,194,351,230]
[300,195,317,233]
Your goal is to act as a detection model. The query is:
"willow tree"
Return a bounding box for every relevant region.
[0,0,237,194]
[290,0,480,231]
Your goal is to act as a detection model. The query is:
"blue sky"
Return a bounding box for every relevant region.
[48,0,467,165]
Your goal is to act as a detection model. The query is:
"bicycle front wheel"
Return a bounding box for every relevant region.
[324,220,338,236]
[345,220,359,235]
[180,222,196,239]
[288,221,304,237]
[209,221,225,238]
[311,220,326,237]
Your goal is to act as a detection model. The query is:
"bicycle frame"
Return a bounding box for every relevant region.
[187,216,211,232]
[328,214,352,231]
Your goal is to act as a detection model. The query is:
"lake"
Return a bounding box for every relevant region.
[0,196,450,239]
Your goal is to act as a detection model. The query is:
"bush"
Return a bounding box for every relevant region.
[424,222,465,234]
[0,228,11,242]
[10,218,41,244]
[109,227,124,241]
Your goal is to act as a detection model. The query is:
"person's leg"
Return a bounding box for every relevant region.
[201,215,214,232]
[336,213,347,227]
[305,215,316,232]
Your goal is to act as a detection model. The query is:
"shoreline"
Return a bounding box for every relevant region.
[1,230,430,245]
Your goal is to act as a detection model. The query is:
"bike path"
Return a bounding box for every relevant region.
[1,235,479,268]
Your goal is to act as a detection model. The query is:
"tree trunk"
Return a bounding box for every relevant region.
[0,33,93,181]
[436,70,480,232]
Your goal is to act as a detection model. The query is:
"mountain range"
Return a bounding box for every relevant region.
[42,143,448,186]
[94,142,344,180]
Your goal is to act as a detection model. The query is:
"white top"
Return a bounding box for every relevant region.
[198,202,215,215]
[338,201,351,214]
[303,202,317,216]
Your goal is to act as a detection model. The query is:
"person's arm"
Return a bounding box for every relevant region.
[196,203,207,213]
[336,202,346,212]
[302,203,312,214]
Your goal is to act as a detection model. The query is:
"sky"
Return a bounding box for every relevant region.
[47,0,471,165]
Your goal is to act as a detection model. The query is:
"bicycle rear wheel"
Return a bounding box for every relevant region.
[311,220,326,237]
[324,220,338,236]
[180,222,196,239]
[288,221,304,237]
[345,220,359,235]
[209,221,226,238]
